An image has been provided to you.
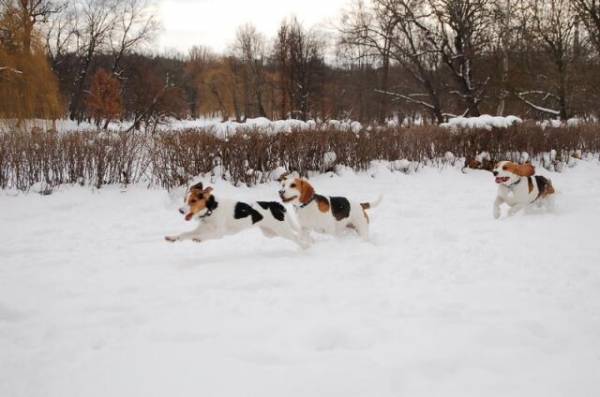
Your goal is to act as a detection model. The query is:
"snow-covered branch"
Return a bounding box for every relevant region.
[375,89,434,109]
[518,91,560,101]
[515,92,560,116]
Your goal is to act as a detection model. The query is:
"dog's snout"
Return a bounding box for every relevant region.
[178,207,185,214]
[492,171,498,176]
[278,190,285,196]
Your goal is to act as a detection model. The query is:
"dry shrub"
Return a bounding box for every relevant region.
[0,131,149,191]
[0,123,599,192]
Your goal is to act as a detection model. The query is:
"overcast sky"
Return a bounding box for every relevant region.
[157,0,349,54]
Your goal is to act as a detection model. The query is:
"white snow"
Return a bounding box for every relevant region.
[2,161,600,397]
[0,117,363,137]
[539,117,597,129]
[323,151,337,168]
[391,159,411,172]
[476,151,491,163]
[537,119,563,129]
[441,115,522,130]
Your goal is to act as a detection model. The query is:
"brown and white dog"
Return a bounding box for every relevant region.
[278,177,382,241]
[165,182,308,248]
[492,161,555,219]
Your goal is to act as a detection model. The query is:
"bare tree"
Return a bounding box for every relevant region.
[379,0,447,123]
[422,0,492,116]
[109,0,158,76]
[184,45,216,117]
[339,0,490,123]
[68,0,117,121]
[1,0,62,53]
[516,0,578,119]
[274,17,325,120]
[493,0,514,115]
[339,0,395,121]
[44,2,77,67]
[233,23,267,118]
[572,0,600,56]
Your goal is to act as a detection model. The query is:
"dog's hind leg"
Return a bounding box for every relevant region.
[268,223,310,249]
[259,227,277,238]
[544,195,556,212]
[352,219,370,241]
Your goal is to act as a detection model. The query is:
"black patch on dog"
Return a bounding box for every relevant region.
[206,195,218,212]
[191,182,203,190]
[257,201,286,221]
[234,202,263,224]
[535,175,549,198]
[329,196,351,220]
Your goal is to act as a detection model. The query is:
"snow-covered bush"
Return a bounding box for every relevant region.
[441,115,522,131]
[1,122,599,191]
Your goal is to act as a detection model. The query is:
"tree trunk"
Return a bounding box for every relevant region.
[69,42,96,121]
[378,51,390,122]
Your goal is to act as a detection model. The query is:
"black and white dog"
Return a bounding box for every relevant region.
[165,182,308,248]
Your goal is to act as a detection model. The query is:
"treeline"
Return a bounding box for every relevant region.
[1,0,600,127]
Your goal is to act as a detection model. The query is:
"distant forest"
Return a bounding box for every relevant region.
[1,0,600,128]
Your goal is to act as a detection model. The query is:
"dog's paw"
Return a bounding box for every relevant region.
[165,235,178,242]
[493,207,501,219]
[298,240,311,250]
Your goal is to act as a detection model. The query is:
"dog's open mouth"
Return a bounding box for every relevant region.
[495,176,510,184]
[185,213,194,221]
[280,195,297,203]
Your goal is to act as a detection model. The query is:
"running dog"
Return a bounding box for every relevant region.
[165,182,307,248]
[492,161,555,219]
[278,177,382,241]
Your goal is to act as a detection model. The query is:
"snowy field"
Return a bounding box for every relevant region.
[1,161,600,397]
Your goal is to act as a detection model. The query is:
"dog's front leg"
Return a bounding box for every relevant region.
[165,222,209,242]
[165,228,202,242]
[188,228,224,243]
[493,196,504,219]
[300,227,314,244]
[507,202,527,217]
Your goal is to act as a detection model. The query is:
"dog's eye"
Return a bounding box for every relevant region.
[190,199,197,204]
[502,166,508,170]
[290,183,296,188]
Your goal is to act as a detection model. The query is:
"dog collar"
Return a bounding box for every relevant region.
[508,177,522,189]
[198,209,213,218]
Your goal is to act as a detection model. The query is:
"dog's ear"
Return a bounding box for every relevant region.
[513,163,535,177]
[298,179,315,204]
[202,186,213,194]
[205,194,218,211]
[191,181,203,190]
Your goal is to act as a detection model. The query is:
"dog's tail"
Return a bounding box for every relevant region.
[545,178,555,195]
[360,194,383,210]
